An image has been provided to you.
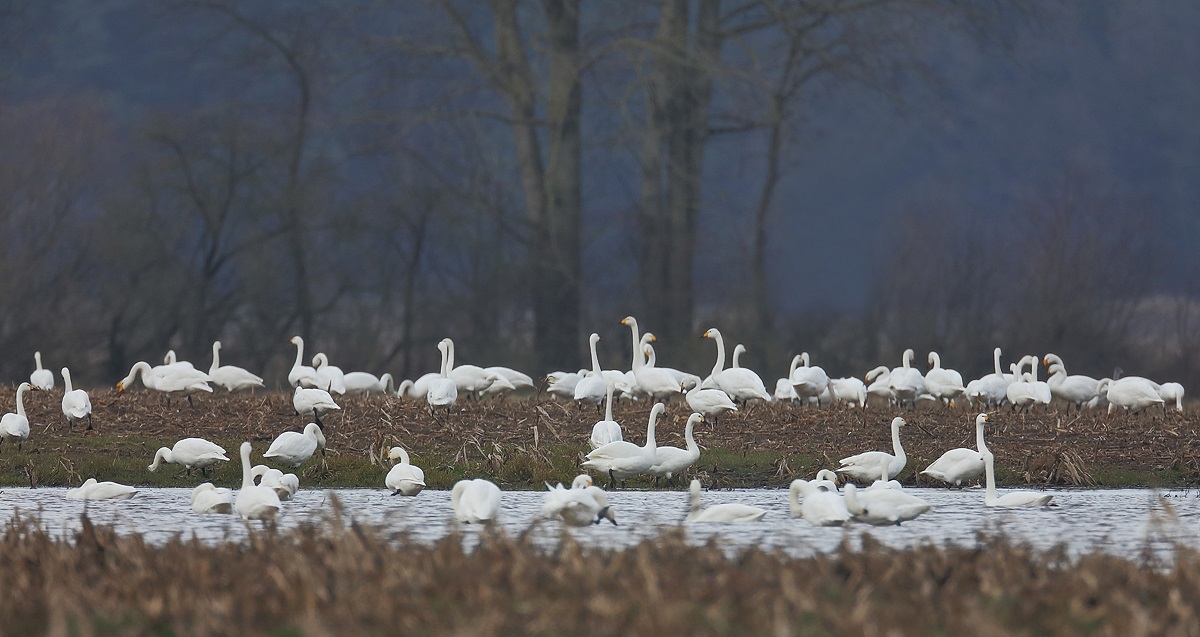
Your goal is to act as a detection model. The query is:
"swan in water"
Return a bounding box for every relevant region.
[0,383,32,451]
[190,483,233,514]
[788,479,851,526]
[982,449,1053,507]
[67,478,138,500]
[235,442,282,520]
[811,469,840,493]
[117,361,213,404]
[60,367,93,431]
[30,352,54,390]
[684,387,737,424]
[685,479,767,523]
[292,386,340,427]
[589,383,623,449]
[385,446,426,496]
[790,352,830,405]
[287,336,320,388]
[924,352,965,405]
[148,437,229,475]
[251,465,299,501]
[836,416,908,482]
[582,403,662,489]
[622,317,681,401]
[451,478,502,523]
[208,341,265,392]
[649,413,702,486]
[1099,377,1163,414]
[888,349,926,408]
[702,328,771,405]
[920,413,988,487]
[541,476,617,526]
[427,338,458,414]
[264,422,326,467]
[1042,354,1099,411]
[843,483,931,525]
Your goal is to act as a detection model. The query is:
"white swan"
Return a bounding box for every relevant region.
[293,386,340,427]
[148,437,229,475]
[966,347,1011,408]
[790,352,830,405]
[649,413,702,486]
[541,478,617,526]
[920,413,988,486]
[208,341,264,392]
[60,367,93,430]
[235,441,282,520]
[66,478,138,500]
[251,465,299,501]
[574,333,610,406]
[545,370,584,400]
[888,349,926,407]
[836,416,907,482]
[190,483,233,514]
[1156,382,1185,413]
[1006,357,1050,411]
[451,478,502,523]
[982,450,1052,507]
[864,365,894,408]
[481,366,536,398]
[287,336,320,388]
[622,317,681,401]
[924,352,965,404]
[684,387,737,424]
[343,371,394,395]
[685,479,767,523]
[1042,354,1099,411]
[582,402,662,489]
[811,469,840,492]
[310,352,347,395]
[264,422,326,467]
[118,361,213,404]
[774,355,801,402]
[1099,377,1164,414]
[829,377,867,409]
[701,328,771,405]
[161,350,196,370]
[0,382,32,451]
[843,483,931,525]
[788,479,851,526]
[589,383,623,449]
[427,338,458,413]
[30,352,54,390]
[385,446,426,496]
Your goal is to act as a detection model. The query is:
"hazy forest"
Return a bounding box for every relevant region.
[1,0,1197,390]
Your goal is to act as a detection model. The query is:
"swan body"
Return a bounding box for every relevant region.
[251,465,299,501]
[542,478,617,526]
[1100,377,1163,414]
[983,450,1052,507]
[148,437,229,473]
[235,442,282,520]
[837,417,908,482]
[481,367,535,397]
[967,348,1011,408]
[790,353,830,404]
[574,334,630,404]
[829,377,867,409]
[311,353,347,395]
[1157,382,1185,412]
[385,447,426,496]
[427,338,458,411]
[66,478,138,500]
[924,352,965,403]
[1042,354,1099,410]
[921,413,989,486]
[293,386,340,425]
[264,422,326,467]
[864,366,894,408]
[343,371,395,395]
[190,483,233,514]
[403,373,439,400]
[30,352,54,390]
[788,479,851,526]
[582,403,662,488]
[685,479,767,523]
[684,387,738,423]
[451,478,502,523]
[843,483,931,525]
[545,371,583,400]
[888,349,926,406]
[649,413,702,484]
[702,328,771,404]
[287,336,320,388]
[60,367,92,430]
[0,383,31,451]
[118,361,213,399]
[208,341,264,392]
[589,383,623,449]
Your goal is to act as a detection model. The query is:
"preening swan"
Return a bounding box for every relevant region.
[235,441,282,520]
[582,402,663,489]
[385,446,426,496]
[190,483,233,514]
[649,413,702,486]
[589,383,623,449]
[288,336,320,388]
[426,338,458,414]
[924,352,965,404]
[1042,354,1099,411]
[843,483,931,525]
[920,413,988,487]
[685,479,767,523]
[293,386,340,427]
[829,377,867,409]
[311,352,347,395]
[117,361,213,404]
[701,328,771,405]
[542,477,617,526]
[66,478,138,500]
[264,422,326,468]
[812,469,840,493]
[30,352,54,390]
[451,478,502,523]
[684,387,737,424]
[208,341,265,392]
[0,382,32,451]
[864,365,894,408]
[788,479,851,526]
[836,416,908,482]
[790,352,830,405]
[888,349,926,407]
[60,367,93,430]
[251,465,299,501]
[148,437,229,475]
[1157,382,1185,413]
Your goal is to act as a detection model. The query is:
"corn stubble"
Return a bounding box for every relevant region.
[1,506,1198,636]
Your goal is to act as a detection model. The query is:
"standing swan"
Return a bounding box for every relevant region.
[920,413,989,487]
[426,338,458,415]
[264,423,326,467]
[685,479,767,523]
[451,478,502,523]
[235,441,282,521]
[573,333,609,406]
[60,367,93,431]
[287,336,320,388]
[589,383,623,449]
[148,438,229,476]
[836,417,908,482]
[292,386,340,428]
[30,352,54,390]
[0,383,32,451]
[209,341,265,392]
[649,413,703,486]
[582,403,662,489]
[701,328,770,405]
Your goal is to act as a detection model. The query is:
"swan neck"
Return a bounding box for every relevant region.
[15,385,26,416]
[293,338,305,368]
[993,348,1002,375]
[644,409,659,450]
[975,423,987,453]
[210,342,221,373]
[844,485,861,514]
[241,444,254,489]
[788,482,803,517]
[902,350,912,369]
[603,385,614,421]
[983,452,997,502]
[891,421,905,458]
[589,337,601,374]
[628,321,642,370]
[711,333,726,377]
[150,448,170,471]
[34,352,43,371]
[788,355,801,377]
[62,369,73,393]
[684,418,698,453]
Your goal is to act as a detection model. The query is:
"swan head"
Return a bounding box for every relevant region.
[891,416,906,428]
[620,316,636,327]
[213,340,222,351]
[589,332,600,345]
[290,336,303,346]
[701,328,720,339]
[975,413,989,426]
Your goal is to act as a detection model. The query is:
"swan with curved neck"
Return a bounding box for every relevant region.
[148,437,229,475]
[844,482,931,525]
[385,446,426,496]
[788,479,850,526]
[649,413,702,486]
[0,383,32,451]
[836,416,907,482]
[209,341,265,392]
[920,413,988,486]
[702,328,771,405]
[288,336,319,388]
[582,402,663,489]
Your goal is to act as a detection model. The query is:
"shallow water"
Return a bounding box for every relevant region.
[1,485,1196,560]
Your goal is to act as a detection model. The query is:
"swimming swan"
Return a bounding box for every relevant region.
[235,441,282,520]
[685,479,767,522]
[542,477,617,526]
[67,478,138,500]
[190,483,233,514]
[843,483,931,525]
[788,479,851,526]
